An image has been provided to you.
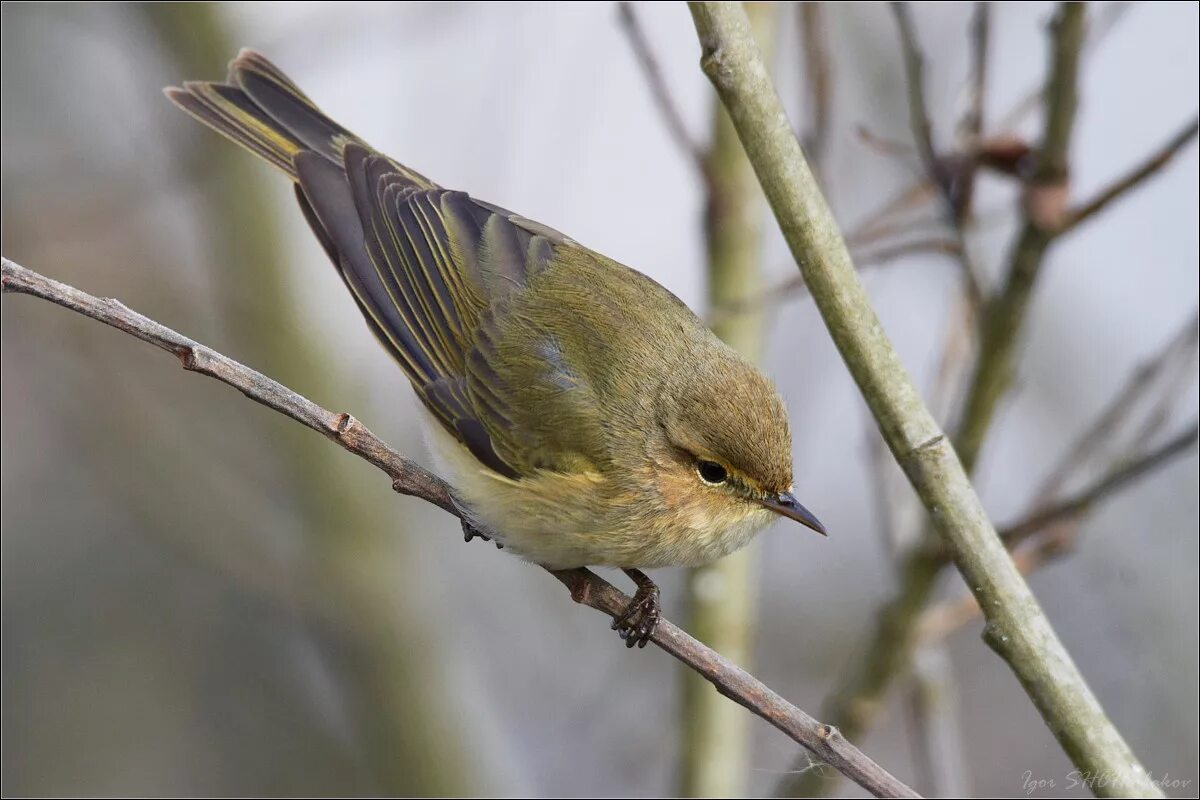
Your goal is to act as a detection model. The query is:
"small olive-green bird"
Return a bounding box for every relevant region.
[167,50,825,647]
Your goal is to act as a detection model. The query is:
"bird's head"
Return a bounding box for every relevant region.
[650,343,826,540]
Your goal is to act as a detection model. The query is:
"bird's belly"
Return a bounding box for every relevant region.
[464,482,771,570]
[422,418,772,570]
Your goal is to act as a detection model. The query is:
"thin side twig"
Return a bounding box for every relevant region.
[891,3,939,182]
[995,1,1134,133]
[1061,116,1199,233]
[706,237,959,325]
[798,2,833,182]
[1038,309,1199,500]
[919,420,1199,643]
[891,2,985,310]
[999,421,1200,551]
[0,256,919,800]
[957,2,990,153]
[617,2,711,186]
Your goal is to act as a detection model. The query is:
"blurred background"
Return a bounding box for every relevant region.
[2,2,1196,797]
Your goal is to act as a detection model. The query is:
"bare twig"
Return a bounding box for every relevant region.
[707,237,959,325]
[844,181,939,248]
[799,2,833,179]
[856,125,919,160]
[1,256,919,800]
[995,1,1134,133]
[1040,309,1198,500]
[920,312,1198,637]
[891,2,985,309]
[905,647,969,797]
[957,2,990,153]
[617,2,711,185]
[1061,116,1199,233]
[891,3,939,184]
[919,421,1199,643]
[1000,422,1200,551]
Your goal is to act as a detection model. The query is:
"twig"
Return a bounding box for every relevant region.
[0,256,919,800]
[1061,116,1199,233]
[957,2,990,153]
[994,1,1134,134]
[706,237,959,325]
[1038,309,1199,500]
[919,421,1199,643]
[890,2,985,310]
[905,647,969,797]
[891,3,939,185]
[856,125,918,160]
[617,2,711,186]
[922,309,1199,631]
[781,5,1102,795]
[999,422,1200,551]
[844,181,939,248]
[799,2,833,180]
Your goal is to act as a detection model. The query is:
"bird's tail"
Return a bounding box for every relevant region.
[164,48,361,180]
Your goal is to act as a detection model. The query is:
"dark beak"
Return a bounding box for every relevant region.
[760,491,827,536]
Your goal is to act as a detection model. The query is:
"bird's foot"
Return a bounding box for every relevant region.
[611,568,660,648]
[461,519,503,549]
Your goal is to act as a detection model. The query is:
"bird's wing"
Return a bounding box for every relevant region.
[298,144,609,479]
[169,50,607,479]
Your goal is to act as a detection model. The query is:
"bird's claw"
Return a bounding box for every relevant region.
[461,520,503,549]
[611,582,660,649]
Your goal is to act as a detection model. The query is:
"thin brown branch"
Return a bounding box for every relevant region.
[891,3,939,180]
[1000,421,1199,551]
[844,181,939,248]
[799,2,833,177]
[995,1,1134,134]
[706,237,959,325]
[919,420,1199,643]
[905,647,969,797]
[617,1,711,185]
[1039,309,1199,500]
[1061,116,1199,233]
[891,2,985,311]
[957,2,990,152]
[1,256,919,800]
[855,125,919,159]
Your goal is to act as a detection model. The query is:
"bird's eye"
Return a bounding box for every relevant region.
[696,460,729,485]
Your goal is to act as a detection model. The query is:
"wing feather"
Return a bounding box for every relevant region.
[169,49,607,480]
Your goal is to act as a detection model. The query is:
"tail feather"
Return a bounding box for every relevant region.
[227,48,316,105]
[165,48,361,180]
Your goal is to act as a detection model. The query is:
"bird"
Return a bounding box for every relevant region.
[166,49,826,648]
